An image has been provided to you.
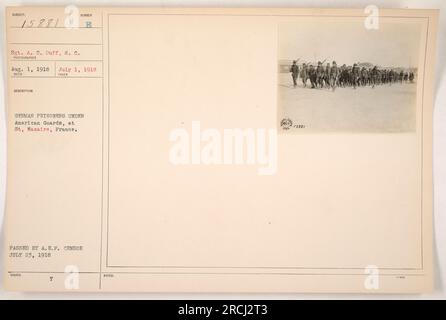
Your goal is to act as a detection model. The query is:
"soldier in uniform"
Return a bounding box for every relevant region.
[345,66,352,87]
[404,72,408,82]
[309,64,317,89]
[324,63,331,88]
[360,67,368,86]
[339,64,348,87]
[316,61,324,88]
[367,68,371,85]
[352,63,360,89]
[300,63,308,87]
[371,66,379,88]
[290,60,299,87]
[390,70,397,84]
[329,61,338,90]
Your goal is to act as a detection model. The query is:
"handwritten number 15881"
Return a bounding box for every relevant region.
[21,18,59,28]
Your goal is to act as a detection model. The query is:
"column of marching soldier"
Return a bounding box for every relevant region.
[289,60,415,90]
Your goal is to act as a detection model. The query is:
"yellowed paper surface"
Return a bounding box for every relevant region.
[3,7,438,292]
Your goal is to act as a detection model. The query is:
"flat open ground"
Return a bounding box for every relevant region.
[278,73,417,133]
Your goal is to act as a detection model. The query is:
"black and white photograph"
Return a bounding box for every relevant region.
[278,18,423,132]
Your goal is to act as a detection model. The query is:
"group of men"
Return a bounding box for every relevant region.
[289,60,415,90]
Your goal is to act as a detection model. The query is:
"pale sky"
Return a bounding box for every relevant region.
[279,18,422,68]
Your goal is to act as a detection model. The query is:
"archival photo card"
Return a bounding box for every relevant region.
[3,7,437,293]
